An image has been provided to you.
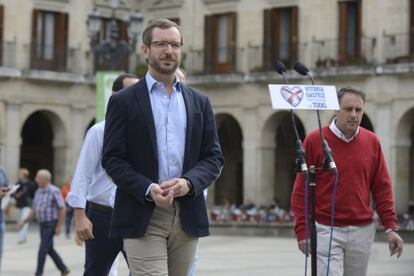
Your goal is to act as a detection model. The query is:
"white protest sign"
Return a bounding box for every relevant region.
[268,85,339,110]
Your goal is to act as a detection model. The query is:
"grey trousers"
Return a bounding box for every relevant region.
[124,202,198,276]
[316,222,376,276]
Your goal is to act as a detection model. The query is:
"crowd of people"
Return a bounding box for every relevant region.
[0,166,72,275]
[209,200,294,224]
[209,199,414,231]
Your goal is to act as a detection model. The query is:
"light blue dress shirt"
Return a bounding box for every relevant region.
[146,72,187,184]
[68,121,116,208]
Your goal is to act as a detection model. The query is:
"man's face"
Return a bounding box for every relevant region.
[142,27,181,75]
[336,93,365,138]
[122,77,138,88]
[35,173,47,188]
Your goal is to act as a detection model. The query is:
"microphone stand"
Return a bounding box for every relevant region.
[309,165,317,276]
[277,63,308,175]
[300,71,318,276]
[301,69,337,276]
[275,61,311,275]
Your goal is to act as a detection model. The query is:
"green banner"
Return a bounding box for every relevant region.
[96,71,122,122]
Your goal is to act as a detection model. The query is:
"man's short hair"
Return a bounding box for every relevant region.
[337,86,366,103]
[37,169,52,181]
[112,73,138,92]
[142,18,182,46]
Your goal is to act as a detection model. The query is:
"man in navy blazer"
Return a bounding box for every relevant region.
[102,18,223,275]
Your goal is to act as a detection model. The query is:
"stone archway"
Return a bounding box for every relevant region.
[261,111,305,209]
[214,113,243,207]
[395,107,414,214]
[360,113,374,132]
[20,110,67,184]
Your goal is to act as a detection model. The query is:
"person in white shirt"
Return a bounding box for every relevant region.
[67,73,138,276]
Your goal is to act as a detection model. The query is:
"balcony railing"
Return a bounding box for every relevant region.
[247,43,308,72]
[383,32,414,64]
[311,37,376,68]
[185,47,245,75]
[24,43,82,73]
[0,41,17,68]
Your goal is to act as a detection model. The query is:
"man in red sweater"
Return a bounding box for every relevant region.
[291,87,404,276]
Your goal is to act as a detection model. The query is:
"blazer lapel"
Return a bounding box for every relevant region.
[134,80,158,160]
[181,84,194,171]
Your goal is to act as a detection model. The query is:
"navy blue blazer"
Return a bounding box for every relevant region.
[102,78,224,238]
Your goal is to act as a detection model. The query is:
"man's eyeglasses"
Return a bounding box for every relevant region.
[150,41,183,49]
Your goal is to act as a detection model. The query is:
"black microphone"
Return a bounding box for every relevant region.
[293,62,317,85]
[322,139,338,175]
[273,60,288,84]
[273,60,286,75]
[293,62,337,175]
[293,62,309,76]
[273,60,307,173]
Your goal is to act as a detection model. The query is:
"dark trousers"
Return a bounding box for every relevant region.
[35,220,68,276]
[65,203,74,236]
[84,205,128,276]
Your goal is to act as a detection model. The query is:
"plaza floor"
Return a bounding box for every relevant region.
[2,225,413,275]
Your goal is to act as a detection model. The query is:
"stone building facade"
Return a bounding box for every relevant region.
[0,0,413,214]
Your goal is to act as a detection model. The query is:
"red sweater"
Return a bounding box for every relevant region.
[291,127,397,241]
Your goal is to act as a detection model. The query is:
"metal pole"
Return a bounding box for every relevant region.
[309,165,317,276]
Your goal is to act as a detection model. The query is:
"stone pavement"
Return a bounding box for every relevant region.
[2,225,413,275]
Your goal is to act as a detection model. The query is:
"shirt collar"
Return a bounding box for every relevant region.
[145,72,181,94]
[329,118,359,143]
[38,183,51,193]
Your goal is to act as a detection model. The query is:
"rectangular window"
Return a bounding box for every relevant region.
[217,15,228,63]
[204,13,236,74]
[338,0,361,64]
[43,13,55,60]
[263,7,298,70]
[31,10,68,71]
[279,9,291,60]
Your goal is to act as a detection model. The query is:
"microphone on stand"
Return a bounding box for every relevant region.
[273,60,287,80]
[273,60,307,173]
[293,62,337,176]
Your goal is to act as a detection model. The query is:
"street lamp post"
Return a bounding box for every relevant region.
[87,0,143,71]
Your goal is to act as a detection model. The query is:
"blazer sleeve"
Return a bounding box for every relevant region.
[182,95,224,198]
[101,95,153,205]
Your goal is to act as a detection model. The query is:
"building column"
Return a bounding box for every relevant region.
[391,143,410,214]
[255,144,276,206]
[242,109,264,205]
[4,102,22,184]
[375,104,391,164]
[69,106,87,175]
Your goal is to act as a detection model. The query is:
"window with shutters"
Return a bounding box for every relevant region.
[338,0,362,65]
[94,18,128,72]
[204,13,236,74]
[263,7,298,70]
[31,10,68,71]
[0,5,3,66]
